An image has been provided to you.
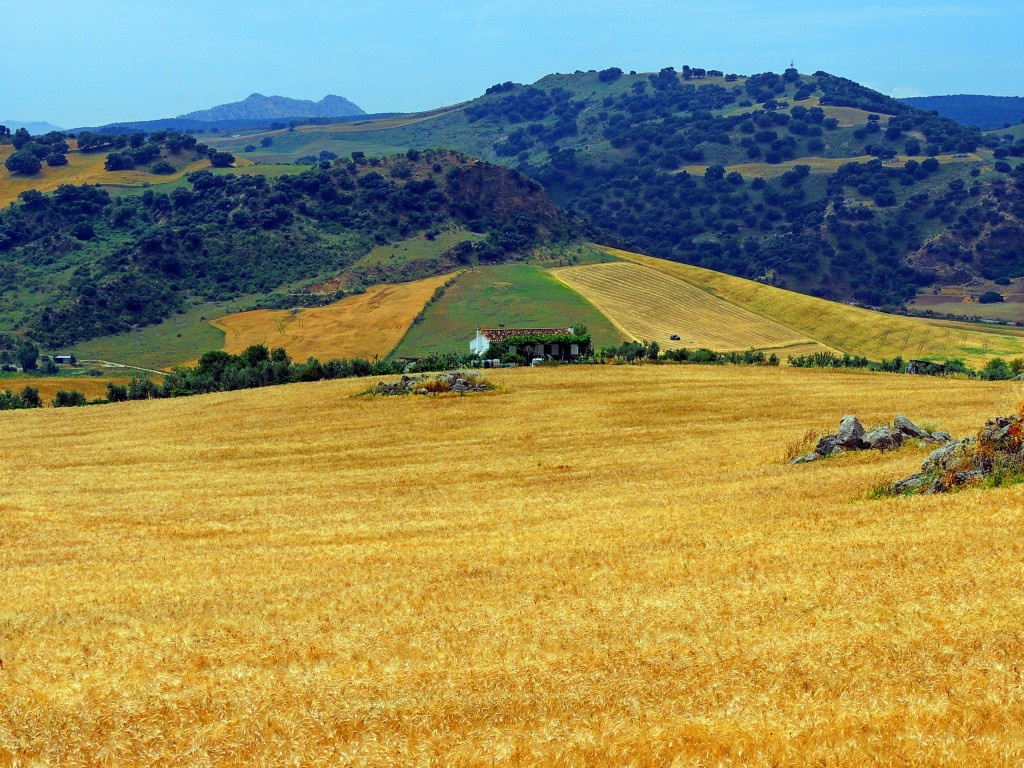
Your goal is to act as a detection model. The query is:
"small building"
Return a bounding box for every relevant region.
[469,327,589,361]
[54,355,74,365]
[906,359,946,375]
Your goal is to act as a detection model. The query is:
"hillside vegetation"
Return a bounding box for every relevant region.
[0,140,219,208]
[0,150,574,348]
[901,95,1024,130]
[201,67,1024,307]
[4,365,1024,763]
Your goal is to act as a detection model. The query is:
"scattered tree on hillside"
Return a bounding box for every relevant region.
[209,151,235,168]
[5,149,41,175]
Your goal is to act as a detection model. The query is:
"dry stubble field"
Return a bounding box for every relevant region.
[3,365,1024,765]
[209,273,456,361]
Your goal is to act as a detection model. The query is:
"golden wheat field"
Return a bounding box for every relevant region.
[0,376,133,405]
[551,261,823,354]
[3,364,1024,765]
[209,274,455,361]
[605,247,1024,366]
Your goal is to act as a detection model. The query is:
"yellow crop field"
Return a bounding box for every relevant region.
[209,273,456,360]
[0,141,227,208]
[0,376,132,404]
[605,247,1024,366]
[3,364,1024,765]
[551,260,822,353]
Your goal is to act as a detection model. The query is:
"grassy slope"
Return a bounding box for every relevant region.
[66,299,247,371]
[4,365,1024,764]
[391,263,624,358]
[350,230,485,272]
[604,246,1024,366]
[211,273,457,362]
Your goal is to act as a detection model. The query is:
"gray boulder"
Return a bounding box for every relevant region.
[814,434,840,457]
[863,426,904,452]
[931,431,953,443]
[893,472,929,494]
[814,415,866,457]
[922,438,972,473]
[894,414,931,440]
[836,415,866,448]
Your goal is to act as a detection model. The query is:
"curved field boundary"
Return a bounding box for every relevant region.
[602,246,1024,366]
[551,261,813,351]
[210,273,457,361]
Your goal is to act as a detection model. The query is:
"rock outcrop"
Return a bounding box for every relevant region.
[791,415,949,464]
[364,371,494,397]
[891,414,1024,494]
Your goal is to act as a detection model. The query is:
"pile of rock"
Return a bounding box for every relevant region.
[790,414,952,465]
[892,414,1023,494]
[365,371,494,397]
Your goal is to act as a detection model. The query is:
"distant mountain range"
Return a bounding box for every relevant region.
[1,120,64,134]
[900,95,1024,131]
[178,93,365,122]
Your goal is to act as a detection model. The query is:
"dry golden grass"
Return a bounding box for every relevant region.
[209,273,456,360]
[551,260,822,352]
[3,364,1024,765]
[605,247,1024,366]
[679,153,981,179]
[6,376,133,404]
[0,142,229,207]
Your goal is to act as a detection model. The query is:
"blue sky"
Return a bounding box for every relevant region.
[5,0,1022,127]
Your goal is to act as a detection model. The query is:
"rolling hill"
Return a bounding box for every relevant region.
[901,95,1024,130]
[0,150,575,350]
[197,67,1024,308]
[3,65,1024,365]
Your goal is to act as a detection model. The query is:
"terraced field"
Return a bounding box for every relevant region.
[603,247,1024,366]
[551,261,817,353]
[210,273,457,361]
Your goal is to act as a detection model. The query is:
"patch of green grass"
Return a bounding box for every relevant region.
[530,242,620,268]
[354,230,485,270]
[107,164,306,198]
[390,263,624,359]
[65,299,255,370]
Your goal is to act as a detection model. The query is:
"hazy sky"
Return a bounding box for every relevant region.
[5,0,1022,127]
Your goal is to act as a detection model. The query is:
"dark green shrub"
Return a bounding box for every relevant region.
[53,390,88,407]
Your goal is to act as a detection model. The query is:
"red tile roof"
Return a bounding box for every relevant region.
[479,328,570,342]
